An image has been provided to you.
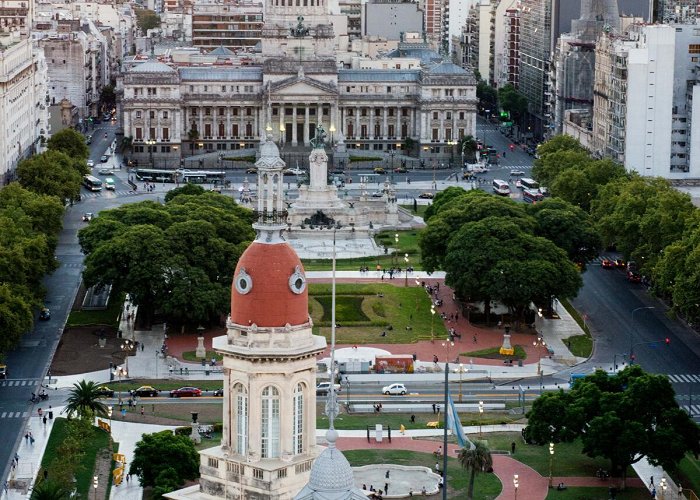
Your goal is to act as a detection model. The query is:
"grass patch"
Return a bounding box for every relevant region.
[546,487,649,499]
[66,293,125,328]
[41,418,111,497]
[565,335,592,358]
[460,345,527,360]
[343,449,501,499]
[309,283,446,344]
[315,295,370,323]
[318,409,524,431]
[675,453,700,495]
[559,298,593,357]
[181,351,223,362]
[399,203,428,217]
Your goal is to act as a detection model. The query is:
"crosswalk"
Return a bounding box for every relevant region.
[0,411,29,419]
[680,405,700,416]
[0,379,39,388]
[667,374,700,384]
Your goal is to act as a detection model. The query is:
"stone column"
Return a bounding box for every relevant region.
[279,104,284,142]
[198,107,204,140]
[292,106,298,145]
[304,105,310,145]
[239,108,244,141]
[439,111,444,142]
[396,106,401,140]
[226,107,231,139]
[253,107,259,140]
[355,106,360,139]
[382,106,388,140]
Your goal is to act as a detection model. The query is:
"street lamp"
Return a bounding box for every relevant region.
[456,363,466,402]
[630,306,654,364]
[393,233,399,267]
[107,406,113,433]
[279,124,286,147]
[93,475,98,499]
[513,474,518,500]
[447,139,457,167]
[147,139,156,167]
[478,400,484,438]
[430,304,436,343]
[329,123,336,145]
[404,253,409,287]
[114,366,127,401]
[533,336,547,376]
[659,477,667,500]
[548,442,554,488]
[121,338,134,374]
[440,337,454,500]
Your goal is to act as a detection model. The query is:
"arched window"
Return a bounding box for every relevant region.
[261,386,280,458]
[235,384,248,455]
[293,383,304,454]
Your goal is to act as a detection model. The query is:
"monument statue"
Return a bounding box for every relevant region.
[310,123,327,149]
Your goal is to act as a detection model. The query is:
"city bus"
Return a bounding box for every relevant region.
[179,169,225,184]
[522,188,544,203]
[133,168,178,183]
[492,179,510,196]
[83,175,103,192]
[519,178,539,190]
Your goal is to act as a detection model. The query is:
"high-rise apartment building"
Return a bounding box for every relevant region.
[652,0,700,22]
[421,0,449,52]
[500,7,520,87]
[191,0,264,51]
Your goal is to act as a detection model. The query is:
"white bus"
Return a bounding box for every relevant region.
[83,175,103,192]
[492,179,511,196]
[519,178,539,190]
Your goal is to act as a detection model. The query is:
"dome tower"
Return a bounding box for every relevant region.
[169,134,327,500]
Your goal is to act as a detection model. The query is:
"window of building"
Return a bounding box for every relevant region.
[459,112,465,120]
[204,85,208,92]
[222,86,227,92]
[293,383,304,455]
[219,107,225,116]
[205,124,212,137]
[387,86,392,93]
[375,108,381,117]
[135,127,142,140]
[163,111,168,119]
[432,128,439,141]
[446,112,452,120]
[149,128,156,140]
[236,384,248,455]
[150,111,155,120]
[432,111,439,120]
[445,89,453,97]
[163,128,169,140]
[689,44,700,54]
[136,111,142,119]
[246,108,252,116]
[361,108,367,117]
[160,146,170,153]
[261,386,280,458]
[219,123,225,138]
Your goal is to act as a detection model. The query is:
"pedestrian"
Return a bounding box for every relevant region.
[410,414,416,423]
[141,342,145,352]
[649,477,654,486]
[435,462,440,473]
[43,415,47,426]
[511,442,516,454]
[29,432,34,445]
[385,470,390,479]
[384,483,389,494]
[436,405,440,415]
[473,334,477,343]
[126,473,129,483]
[121,408,127,418]
[140,405,144,417]
[37,407,43,418]
[432,403,436,414]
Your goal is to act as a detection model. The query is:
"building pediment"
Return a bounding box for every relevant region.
[270,75,337,97]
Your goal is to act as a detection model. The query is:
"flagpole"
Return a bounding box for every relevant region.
[442,358,448,500]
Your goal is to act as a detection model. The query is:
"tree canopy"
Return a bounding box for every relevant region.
[129,431,199,489]
[135,8,161,31]
[498,84,528,124]
[79,192,254,327]
[17,151,86,202]
[524,366,700,488]
[47,129,90,161]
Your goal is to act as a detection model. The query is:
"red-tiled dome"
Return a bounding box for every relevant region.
[230,241,309,328]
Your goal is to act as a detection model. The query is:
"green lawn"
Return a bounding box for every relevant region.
[559,299,593,357]
[66,293,125,328]
[318,410,524,431]
[181,351,223,362]
[460,345,528,360]
[343,449,502,499]
[41,418,111,497]
[309,283,447,344]
[399,204,428,217]
[676,453,700,495]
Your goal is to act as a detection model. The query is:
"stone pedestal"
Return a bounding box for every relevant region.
[499,333,514,356]
[195,336,206,359]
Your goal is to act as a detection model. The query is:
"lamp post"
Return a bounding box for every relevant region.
[404,253,409,287]
[483,109,490,149]
[430,304,436,343]
[279,124,286,148]
[533,336,547,376]
[107,406,113,434]
[548,442,554,488]
[513,474,518,500]
[329,123,336,146]
[478,400,484,438]
[147,139,156,167]
[447,139,457,168]
[121,338,134,374]
[93,475,98,499]
[659,477,667,500]
[218,152,224,188]
[457,363,466,402]
[393,233,399,267]
[114,366,127,401]
[630,306,654,364]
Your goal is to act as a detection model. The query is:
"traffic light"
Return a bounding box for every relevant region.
[665,337,670,346]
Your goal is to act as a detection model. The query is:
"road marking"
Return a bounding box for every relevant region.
[668,374,700,383]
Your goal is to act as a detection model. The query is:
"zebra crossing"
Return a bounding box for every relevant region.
[667,373,700,384]
[680,405,700,416]
[0,411,29,419]
[0,379,38,388]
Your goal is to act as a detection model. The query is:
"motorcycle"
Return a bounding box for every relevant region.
[30,392,49,403]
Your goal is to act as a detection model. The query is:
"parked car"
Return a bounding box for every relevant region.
[371,191,384,198]
[170,386,202,398]
[601,258,614,269]
[393,166,407,173]
[82,213,94,222]
[246,167,258,174]
[382,383,407,395]
[131,386,159,397]
[95,385,115,398]
[316,382,341,395]
[213,388,224,397]
[418,192,434,199]
[87,159,95,167]
[471,165,489,173]
[373,167,386,174]
[39,307,51,320]
[284,167,306,176]
[0,364,7,379]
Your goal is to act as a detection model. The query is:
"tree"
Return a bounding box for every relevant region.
[99,84,116,112]
[135,8,161,31]
[402,137,417,156]
[164,183,206,203]
[422,186,468,222]
[536,135,588,157]
[63,380,108,420]
[458,441,493,500]
[0,283,34,354]
[524,367,700,489]
[30,480,71,500]
[17,151,85,201]
[531,149,592,190]
[498,84,528,124]
[526,198,601,267]
[476,80,498,113]
[458,135,478,164]
[129,431,199,488]
[47,129,89,161]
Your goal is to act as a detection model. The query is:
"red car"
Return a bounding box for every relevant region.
[601,258,614,269]
[627,272,642,283]
[169,386,202,398]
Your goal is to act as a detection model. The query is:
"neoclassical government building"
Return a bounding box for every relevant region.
[122,0,477,167]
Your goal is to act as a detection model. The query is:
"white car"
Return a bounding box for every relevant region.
[284,167,306,176]
[87,160,95,167]
[98,167,112,175]
[382,383,407,395]
[471,165,489,173]
[316,382,341,395]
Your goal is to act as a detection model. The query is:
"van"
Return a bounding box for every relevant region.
[105,177,115,190]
